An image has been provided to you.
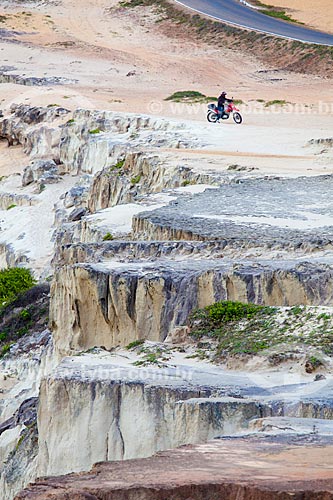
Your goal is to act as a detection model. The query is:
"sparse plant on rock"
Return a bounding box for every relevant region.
[103,232,114,241]
[131,174,141,184]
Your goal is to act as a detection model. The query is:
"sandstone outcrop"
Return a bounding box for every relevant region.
[22,160,60,187]
[50,260,333,357]
[34,352,333,478]
[15,437,333,499]
[1,104,333,500]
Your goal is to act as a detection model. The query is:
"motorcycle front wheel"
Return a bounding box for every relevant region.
[233,112,242,124]
[207,111,219,123]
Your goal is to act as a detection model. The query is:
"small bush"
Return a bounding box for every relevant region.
[0,268,36,306]
[7,204,17,210]
[109,159,125,172]
[165,90,215,103]
[307,356,323,369]
[131,174,141,184]
[89,128,101,134]
[205,300,265,324]
[126,339,145,349]
[0,332,7,341]
[0,343,12,357]
[20,308,32,320]
[103,232,114,241]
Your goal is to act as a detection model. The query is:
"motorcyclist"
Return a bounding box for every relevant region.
[217,91,230,117]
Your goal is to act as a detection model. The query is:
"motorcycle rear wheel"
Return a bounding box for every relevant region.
[207,111,219,123]
[233,112,242,124]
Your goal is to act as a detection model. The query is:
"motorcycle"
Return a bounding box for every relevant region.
[207,99,242,124]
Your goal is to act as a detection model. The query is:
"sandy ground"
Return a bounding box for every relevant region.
[266,0,333,33]
[0,0,331,179]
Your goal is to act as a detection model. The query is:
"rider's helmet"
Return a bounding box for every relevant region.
[221,91,227,96]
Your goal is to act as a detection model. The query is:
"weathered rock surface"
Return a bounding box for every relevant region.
[87,152,216,213]
[132,175,333,245]
[59,109,200,176]
[22,160,60,187]
[50,260,333,357]
[0,74,77,87]
[15,437,333,499]
[0,192,37,210]
[32,351,333,479]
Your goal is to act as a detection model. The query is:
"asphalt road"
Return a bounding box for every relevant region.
[175,0,333,46]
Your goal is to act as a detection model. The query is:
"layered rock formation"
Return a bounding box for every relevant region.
[34,352,333,478]
[0,105,333,499]
[15,437,333,500]
[50,259,333,357]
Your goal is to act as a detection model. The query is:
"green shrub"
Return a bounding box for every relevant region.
[204,300,265,324]
[165,90,216,103]
[103,232,114,241]
[6,204,17,210]
[20,308,32,320]
[290,305,304,316]
[307,355,323,369]
[89,128,101,134]
[131,174,141,184]
[189,301,277,354]
[0,332,7,341]
[126,339,145,349]
[109,159,125,172]
[0,268,36,306]
[0,343,12,357]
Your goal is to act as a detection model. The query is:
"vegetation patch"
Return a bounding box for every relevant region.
[188,301,333,359]
[0,268,36,306]
[131,174,141,184]
[89,128,102,134]
[103,232,114,241]
[131,343,171,367]
[0,283,49,357]
[251,1,303,24]
[126,339,145,349]
[165,91,216,103]
[109,159,125,173]
[264,99,289,107]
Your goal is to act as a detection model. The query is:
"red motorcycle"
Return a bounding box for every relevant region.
[207,99,242,124]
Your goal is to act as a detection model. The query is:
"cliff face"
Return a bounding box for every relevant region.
[50,260,333,357]
[31,354,277,477]
[37,371,264,476]
[87,152,213,213]
[0,332,54,500]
